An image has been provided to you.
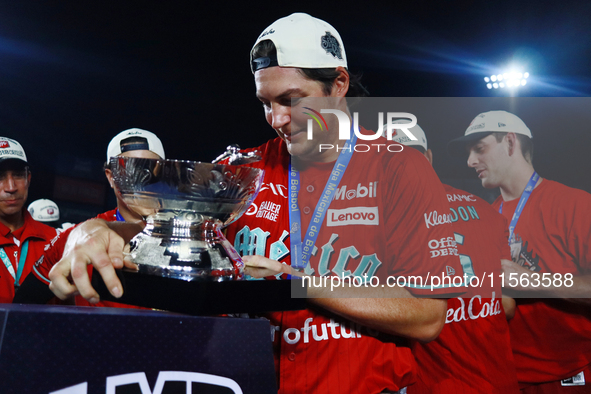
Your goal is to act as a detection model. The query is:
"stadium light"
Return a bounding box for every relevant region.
[484,70,530,90]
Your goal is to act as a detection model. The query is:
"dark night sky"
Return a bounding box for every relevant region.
[1,1,590,219]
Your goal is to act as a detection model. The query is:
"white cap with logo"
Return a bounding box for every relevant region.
[28,199,59,222]
[107,128,165,161]
[251,13,348,73]
[0,137,27,164]
[386,119,428,150]
[448,110,532,156]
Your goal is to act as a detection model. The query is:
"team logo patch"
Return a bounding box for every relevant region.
[0,141,9,149]
[509,233,541,272]
[321,32,343,60]
[327,206,379,226]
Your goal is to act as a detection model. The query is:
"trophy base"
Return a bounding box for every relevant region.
[128,210,243,282]
[91,268,307,315]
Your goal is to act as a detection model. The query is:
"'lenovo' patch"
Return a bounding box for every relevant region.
[327,206,379,226]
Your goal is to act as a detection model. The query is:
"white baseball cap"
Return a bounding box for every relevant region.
[107,128,165,161]
[448,110,532,157]
[386,119,428,150]
[28,199,59,222]
[251,13,348,73]
[0,137,27,164]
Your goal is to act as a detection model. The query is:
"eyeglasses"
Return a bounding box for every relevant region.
[0,168,29,185]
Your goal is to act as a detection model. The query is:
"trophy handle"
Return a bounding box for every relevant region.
[212,144,262,165]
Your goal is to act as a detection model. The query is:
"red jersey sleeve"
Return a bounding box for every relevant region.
[32,226,75,285]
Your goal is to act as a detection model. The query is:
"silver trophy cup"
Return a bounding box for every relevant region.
[110,156,264,281]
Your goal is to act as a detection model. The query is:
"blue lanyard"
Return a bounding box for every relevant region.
[288,134,357,270]
[0,239,29,289]
[115,209,125,222]
[499,171,539,243]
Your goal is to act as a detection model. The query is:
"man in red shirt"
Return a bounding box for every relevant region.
[392,120,519,393]
[0,137,57,303]
[14,128,164,307]
[221,13,465,393]
[448,110,591,393]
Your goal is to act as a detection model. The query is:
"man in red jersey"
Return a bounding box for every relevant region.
[226,13,466,393]
[47,14,464,394]
[392,120,519,393]
[0,137,57,303]
[448,110,591,393]
[14,128,164,306]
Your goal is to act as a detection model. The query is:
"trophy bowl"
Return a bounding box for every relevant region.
[110,156,264,282]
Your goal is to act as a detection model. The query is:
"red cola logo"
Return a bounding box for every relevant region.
[446,292,502,324]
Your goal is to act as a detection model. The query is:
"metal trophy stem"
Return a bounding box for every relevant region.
[110,156,264,282]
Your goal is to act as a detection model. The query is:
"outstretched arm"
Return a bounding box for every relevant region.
[244,255,446,342]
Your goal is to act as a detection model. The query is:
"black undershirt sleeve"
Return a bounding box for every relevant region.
[13,273,57,304]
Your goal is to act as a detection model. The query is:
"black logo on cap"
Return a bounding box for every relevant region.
[321,32,343,60]
[259,28,275,39]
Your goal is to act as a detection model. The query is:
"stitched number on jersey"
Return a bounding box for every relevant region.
[454,232,475,277]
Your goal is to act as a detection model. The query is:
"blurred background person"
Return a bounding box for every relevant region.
[448,110,591,393]
[28,198,60,228]
[13,128,164,306]
[392,120,519,393]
